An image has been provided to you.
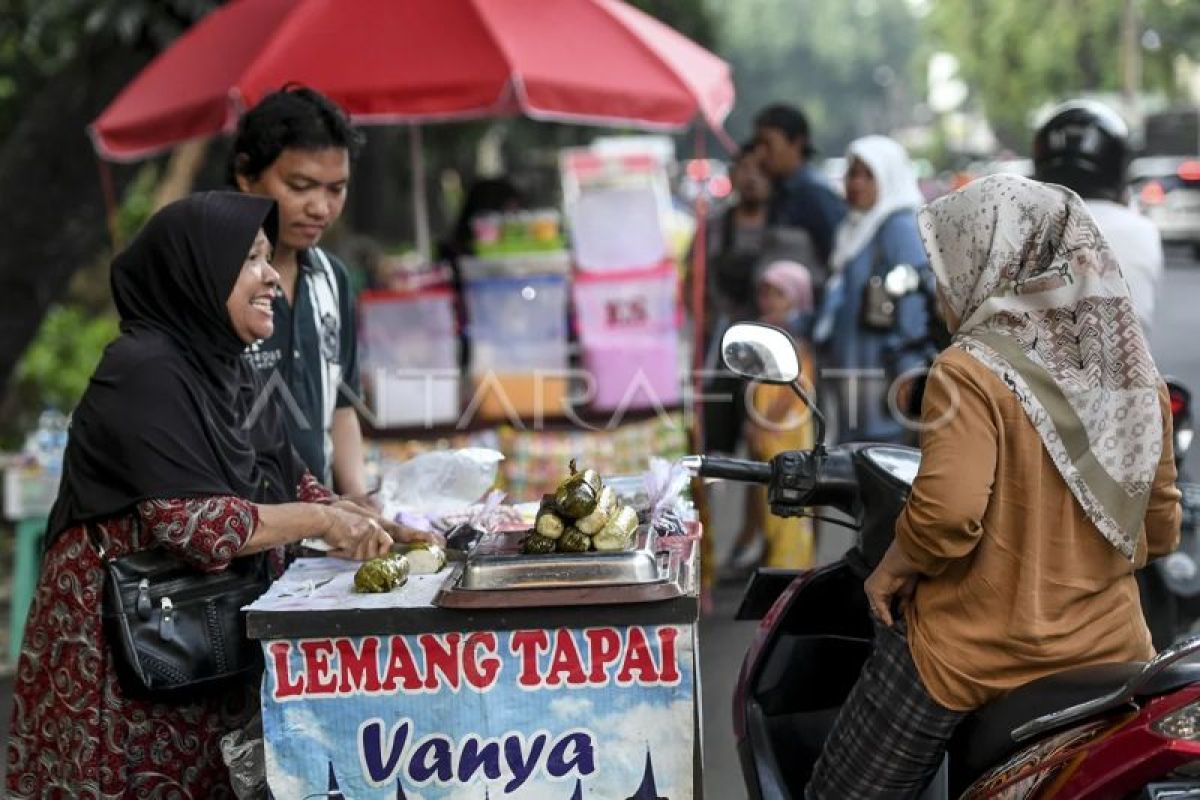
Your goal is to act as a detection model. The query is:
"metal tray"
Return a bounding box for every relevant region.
[457,526,666,590]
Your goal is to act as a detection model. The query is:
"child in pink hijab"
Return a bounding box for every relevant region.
[724,260,819,574]
[756,259,815,335]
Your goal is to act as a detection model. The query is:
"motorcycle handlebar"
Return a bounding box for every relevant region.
[681,455,773,484]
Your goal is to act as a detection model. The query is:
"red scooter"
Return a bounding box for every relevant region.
[689,322,1200,799]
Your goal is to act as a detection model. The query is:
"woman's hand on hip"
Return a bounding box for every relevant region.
[864,541,922,627]
[321,506,394,561]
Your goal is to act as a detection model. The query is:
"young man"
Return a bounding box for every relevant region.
[754,103,847,269]
[230,86,370,497]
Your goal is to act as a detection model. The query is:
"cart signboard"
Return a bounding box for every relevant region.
[260,624,695,799]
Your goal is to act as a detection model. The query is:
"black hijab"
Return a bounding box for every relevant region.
[47,191,301,541]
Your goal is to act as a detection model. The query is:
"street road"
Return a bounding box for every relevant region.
[696,244,1200,799]
[3,248,1199,796]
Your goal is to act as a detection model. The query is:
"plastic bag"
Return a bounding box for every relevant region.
[380,448,504,519]
[640,457,691,535]
[220,712,266,800]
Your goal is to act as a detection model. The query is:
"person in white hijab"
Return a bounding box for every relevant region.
[805,174,1180,798]
[812,135,933,443]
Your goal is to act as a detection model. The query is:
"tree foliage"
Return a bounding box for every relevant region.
[0,0,220,441]
[0,0,217,138]
[925,0,1200,149]
[707,0,923,153]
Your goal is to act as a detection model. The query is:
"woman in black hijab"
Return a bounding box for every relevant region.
[7,192,431,799]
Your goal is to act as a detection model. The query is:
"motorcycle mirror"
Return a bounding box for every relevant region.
[721,322,800,384]
[721,322,828,447]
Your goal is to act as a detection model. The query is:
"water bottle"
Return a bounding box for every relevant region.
[33,407,69,476]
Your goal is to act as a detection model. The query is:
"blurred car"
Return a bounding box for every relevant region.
[1130,156,1200,258]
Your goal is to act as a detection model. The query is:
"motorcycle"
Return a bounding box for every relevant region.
[1141,378,1200,649]
[689,321,1200,799]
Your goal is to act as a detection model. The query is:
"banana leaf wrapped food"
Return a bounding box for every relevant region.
[591,505,639,551]
[354,553,411,593]
[554,460,602,519]
[403,543,446,574]
[521,531,558,555]
[575,486,617,535]
[535,500,567,539]
[557,526,592,553]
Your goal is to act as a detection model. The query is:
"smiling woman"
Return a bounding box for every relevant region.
[226,228,280,343]
[5,191,437,799]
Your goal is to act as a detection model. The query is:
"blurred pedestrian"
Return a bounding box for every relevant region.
[813,135,932,444]
[230,85,371,500]
[723,260,819,575]
[699,143,818,455]
[1032,99,1163,336]
[753,103,847,275]
[439,177,525,263]
[806,173,1180,799]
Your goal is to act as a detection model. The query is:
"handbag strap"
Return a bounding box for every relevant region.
[84,523,110,563]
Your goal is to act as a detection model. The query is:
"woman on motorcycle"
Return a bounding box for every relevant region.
[805,174,1182,798]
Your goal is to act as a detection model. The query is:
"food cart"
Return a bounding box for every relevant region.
[246,520,703,799]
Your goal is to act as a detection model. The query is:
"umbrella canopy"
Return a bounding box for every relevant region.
[90,0,735,161]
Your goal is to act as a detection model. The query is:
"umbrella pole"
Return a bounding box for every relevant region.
[689,126,708,451]
[96,157,122,250]
[689,125,713,601]
[410,124,432,261]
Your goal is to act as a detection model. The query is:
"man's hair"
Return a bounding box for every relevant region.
[228,84,364,184]
[754,103,815,157]
[735,140,759,162]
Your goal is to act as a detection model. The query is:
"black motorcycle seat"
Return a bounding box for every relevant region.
[953,660,1200,778]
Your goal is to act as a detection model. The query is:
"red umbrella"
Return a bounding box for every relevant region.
[89,0,735,161]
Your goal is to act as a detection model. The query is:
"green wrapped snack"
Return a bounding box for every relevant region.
[592,505,639,551]
[354,553,411,593]
[554,460,601,519]
[535,503,567,539]
[557,526,592,553]
[404,543,446,574]
[521,532,558,555]
[576,486,617,535]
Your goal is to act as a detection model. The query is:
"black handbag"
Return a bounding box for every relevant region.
[90,527,271,697]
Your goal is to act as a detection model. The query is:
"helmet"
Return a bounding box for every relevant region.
[1032,100,1131,201]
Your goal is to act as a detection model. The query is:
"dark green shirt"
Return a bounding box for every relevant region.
[242,248,360,485]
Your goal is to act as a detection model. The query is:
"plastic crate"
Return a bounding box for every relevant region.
[580,333,682,411]
[359,288,458,372]
[572,262,679,337]
[459,250,571,280]
[464,274,570,344]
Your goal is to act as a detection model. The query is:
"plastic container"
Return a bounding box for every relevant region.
[359,289,458,372]
[358,289,460,427]
[572,262,678,338]
[581,333,681,411]
[459,250,571,281]
[469,340,570,375]
[465,373,571,423]
[370,367,461,428]
[464,274,570,347]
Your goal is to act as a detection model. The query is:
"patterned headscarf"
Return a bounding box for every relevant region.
[918,174,1163,560]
